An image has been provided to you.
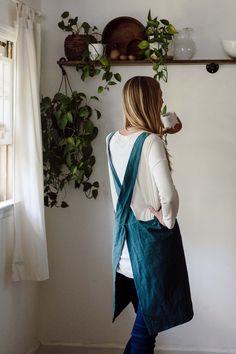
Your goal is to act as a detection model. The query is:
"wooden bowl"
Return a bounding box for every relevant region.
[102,16,146,57]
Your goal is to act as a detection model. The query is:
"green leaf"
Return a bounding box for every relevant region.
[83,182,92,192]
[161,105,167,115]
[61,201,69,208]
[148,9,152,21]
[60,114,68,129]
[145,48,151,57]
[114,73,122,82]
[166,24,177,34]
[79,106,89,117]
[108,81,116,85]
[67,137,75,146]
[72,165,78,175]
[93,181,99,188]
[65,153,72,167]
[81,22,91,34]
[58,21,65,30]
[44,196,49,207]
[100,56,109,66]
[61,11,69,19]
[66,111,73,123]
[90,96,99,101]
[82,145,93,158]
[48,192,57,200]
[84,120,94,133]
[138,40,149,50]
[95,109,101,119]
[97,86,104,94]
[89,155,96,166]
[160,19,169,25]
[92,189,98,199]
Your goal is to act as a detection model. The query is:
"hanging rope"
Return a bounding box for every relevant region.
[58,58,73,95]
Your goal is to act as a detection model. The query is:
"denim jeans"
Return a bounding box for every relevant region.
[123,303,158,354]
[116,273,158,354]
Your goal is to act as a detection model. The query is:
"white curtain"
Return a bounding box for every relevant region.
[12,3,49,281]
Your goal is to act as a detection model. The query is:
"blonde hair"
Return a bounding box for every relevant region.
[122,76,171,170]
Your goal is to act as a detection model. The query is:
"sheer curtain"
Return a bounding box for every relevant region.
[12,3,49,281]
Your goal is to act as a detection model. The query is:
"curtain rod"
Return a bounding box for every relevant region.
[11,0,42,16]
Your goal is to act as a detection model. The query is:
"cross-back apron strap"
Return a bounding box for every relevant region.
[107,132,122,196]
[116,132,149,212]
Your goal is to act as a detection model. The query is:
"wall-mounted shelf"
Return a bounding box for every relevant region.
[58,58,236,73]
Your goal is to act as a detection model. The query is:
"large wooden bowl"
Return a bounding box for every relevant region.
[102,16,146,58]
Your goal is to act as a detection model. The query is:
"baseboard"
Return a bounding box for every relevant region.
[35,343,236,354]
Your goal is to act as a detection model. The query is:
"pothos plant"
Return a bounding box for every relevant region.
[58,12,122,93]
[41,86,101,208]
[138,10,177,82]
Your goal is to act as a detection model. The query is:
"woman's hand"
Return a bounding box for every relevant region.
[149,206,166,226]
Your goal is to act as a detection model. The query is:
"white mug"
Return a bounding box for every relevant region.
[161,112,178,129]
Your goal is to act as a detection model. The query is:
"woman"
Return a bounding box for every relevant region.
[106,76,193,354]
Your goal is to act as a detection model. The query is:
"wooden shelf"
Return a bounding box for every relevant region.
[58,58,236,66]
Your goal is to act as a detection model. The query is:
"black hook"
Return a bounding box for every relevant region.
[58,57,67,76]
[206,62,219,74]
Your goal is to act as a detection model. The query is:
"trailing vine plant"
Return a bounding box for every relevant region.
[138,10,177,82]
[41,69,100,208]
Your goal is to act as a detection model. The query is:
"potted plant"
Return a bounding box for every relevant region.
[58,11,99,60]
[138,10,177,82]
[41,90,101,208]
[58,12,122,93]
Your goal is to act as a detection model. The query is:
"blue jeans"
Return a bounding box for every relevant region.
[123,303,158,354]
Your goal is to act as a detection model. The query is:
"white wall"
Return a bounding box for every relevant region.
[39,0,236,352]
[0,1,42,354]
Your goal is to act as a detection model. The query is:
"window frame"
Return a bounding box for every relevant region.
[0,23,16,218]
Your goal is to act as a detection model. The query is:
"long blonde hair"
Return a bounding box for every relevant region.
[122,76,171,169]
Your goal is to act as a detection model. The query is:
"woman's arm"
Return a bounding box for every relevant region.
[148,136,179,229]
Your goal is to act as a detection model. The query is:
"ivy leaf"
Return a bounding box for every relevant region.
[92,189,98,199]
[81,22,91,34]
[82,145,93,158]
[72,165,78,175]
[100,56,109,66]
[67,137,75,146]
[61,11,69,19]
[160,19,169,25]
[114,73,122,82]
[97,86,104,94]
[44,196,49,207]
[48,192,57,200]
[95,109,101,119]
[108,81,116,85]
[90,96,99,101]
[61,201,69,208]
[66,111,73,123]
[166,24,177,34]
[138,40,149,50]
[83,182,92,192]
[93,181,99,188]
[84,120,94,133]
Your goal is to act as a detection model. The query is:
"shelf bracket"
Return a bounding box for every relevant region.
[206,62,219,74]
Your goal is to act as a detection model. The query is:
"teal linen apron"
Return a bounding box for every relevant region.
[107,131,194,335]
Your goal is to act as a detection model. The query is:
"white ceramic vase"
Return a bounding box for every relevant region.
[88,43,104,61]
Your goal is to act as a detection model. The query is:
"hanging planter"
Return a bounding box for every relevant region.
[58,11,99,60]
[41,68,101,208]
[64,34,87,60]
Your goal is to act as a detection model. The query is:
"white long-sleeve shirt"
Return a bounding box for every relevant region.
[107,130,179,278]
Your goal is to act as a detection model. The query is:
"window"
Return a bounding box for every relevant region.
[0,42,14,205]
